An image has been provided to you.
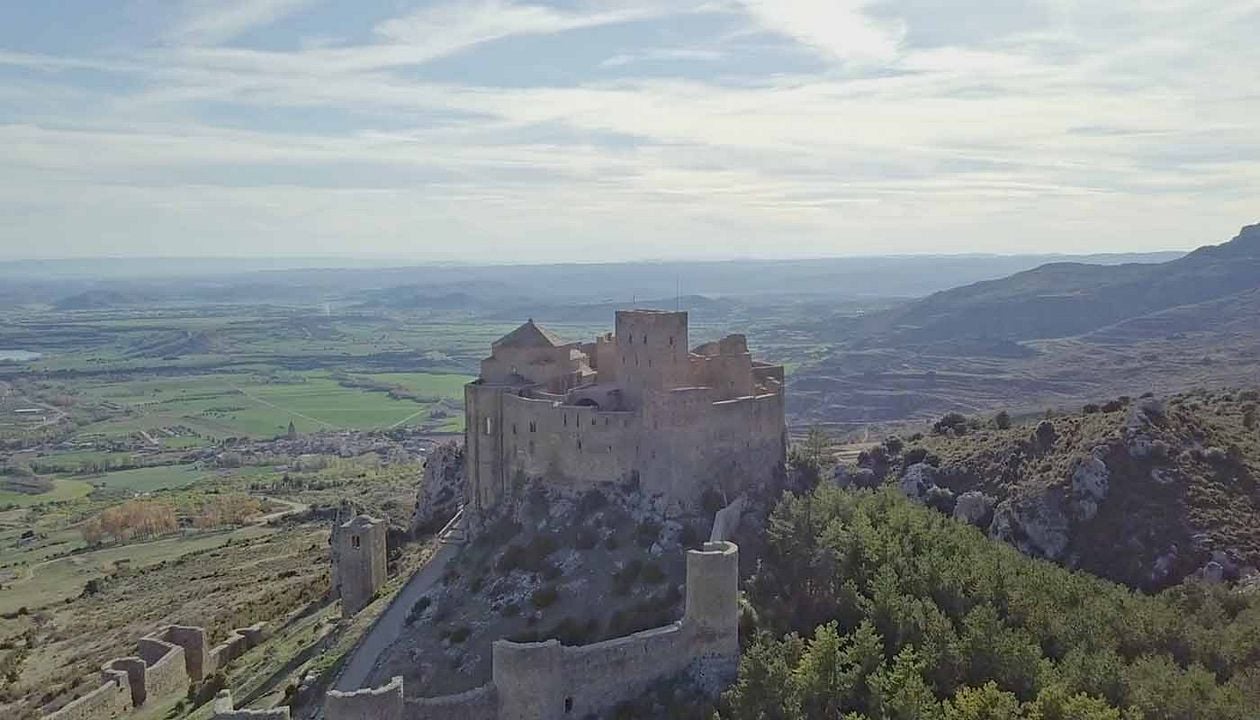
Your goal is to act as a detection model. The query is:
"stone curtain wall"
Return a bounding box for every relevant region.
[324,543,740,720]
[135,637,190,706]
[325,676,405,720]
[41,623,269,720]
[210,623,270,671]
[211,689,291,720]
[406,684,497,720]
[43,667,133,720]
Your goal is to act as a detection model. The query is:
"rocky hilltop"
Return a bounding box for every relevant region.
[836,388,1260,590]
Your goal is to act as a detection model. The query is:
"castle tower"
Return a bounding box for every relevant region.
[332,515,387,618]
[614,310,689,405]
[684,541,740,687]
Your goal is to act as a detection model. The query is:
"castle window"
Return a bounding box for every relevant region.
[563,414,567,427]
[605,417,609,426]
[577,438,582,451]
[512,424,517,435]
[351,535,360,549]
[628,335,633,345]
[529,421,537,433]
[565,697,574,713]
[648,358,652,368]
[669,336,674,346]
[591,418,596,427]
[643,334,647,344]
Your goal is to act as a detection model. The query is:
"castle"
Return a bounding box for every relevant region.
[464,310,786,515]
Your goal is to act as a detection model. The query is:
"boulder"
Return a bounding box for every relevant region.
[833,465,879,490]
[988,492,1071,561]
[1126,397,1166,430]
[898,463,937,502]
[953,491,996,527]
[1200,561,1226,584]
[924,485,956,515]
[1070,456,1110,521]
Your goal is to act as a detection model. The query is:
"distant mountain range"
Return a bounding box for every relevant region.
[854,224,1260,347]
[792,224,1260,427]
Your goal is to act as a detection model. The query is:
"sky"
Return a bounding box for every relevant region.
[0,0,1257,262]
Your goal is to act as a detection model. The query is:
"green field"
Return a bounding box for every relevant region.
[81,464,209,492]
[0,478,93,507]
[68,370,471,440]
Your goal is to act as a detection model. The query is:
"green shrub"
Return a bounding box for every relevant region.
[531,585,559,609]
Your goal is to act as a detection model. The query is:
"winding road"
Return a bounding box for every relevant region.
[333,511,465,692]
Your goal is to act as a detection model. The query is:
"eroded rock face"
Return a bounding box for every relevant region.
[1070,456,1110,521]
[988,492,1071,561]
[953,491,996,527]
[412,442,465,534]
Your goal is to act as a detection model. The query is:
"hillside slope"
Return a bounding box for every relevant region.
[856,223,1260,346]
[840,389,1260,590]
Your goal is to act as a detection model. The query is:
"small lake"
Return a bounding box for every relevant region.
[0,350,41,361]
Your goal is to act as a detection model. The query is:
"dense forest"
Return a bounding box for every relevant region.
[713,488,1260,719]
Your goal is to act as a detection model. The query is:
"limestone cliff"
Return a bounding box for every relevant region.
[840,388,1260,590]
[412,442,465,535]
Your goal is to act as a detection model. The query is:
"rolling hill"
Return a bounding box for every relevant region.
[857,223,1260,347]
[790,224,1260,426]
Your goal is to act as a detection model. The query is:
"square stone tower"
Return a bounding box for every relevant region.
[332,515,387,618]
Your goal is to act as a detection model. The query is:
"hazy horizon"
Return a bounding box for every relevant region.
[2,1,1257,261]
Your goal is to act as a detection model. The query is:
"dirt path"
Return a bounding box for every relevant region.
[333,512,464,692]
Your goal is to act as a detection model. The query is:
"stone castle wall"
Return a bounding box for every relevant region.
[42,624,269,720]
[211,689,291,720]
[465,310,786,516]
[43,667,133,720]
[325,542,739,720]
[135,637,189,706]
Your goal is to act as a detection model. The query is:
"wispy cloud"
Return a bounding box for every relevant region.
[0,0,1257,259]
[736,0,904,63]
[165,0,316,46]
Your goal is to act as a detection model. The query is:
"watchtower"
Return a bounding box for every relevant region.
[332,515,387,618]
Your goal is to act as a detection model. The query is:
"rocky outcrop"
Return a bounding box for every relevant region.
[897,463,937,502]
[1070,456,1110,521]
[832,465,879,490]
[412,443,465,534]
[953,491,996,527]
[988,492,1071,561]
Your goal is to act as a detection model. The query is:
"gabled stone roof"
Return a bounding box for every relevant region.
[492,319,568,349]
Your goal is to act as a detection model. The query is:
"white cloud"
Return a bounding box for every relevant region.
[736,0,905,63]
[0,0,1258,259]
[166,0,315,46]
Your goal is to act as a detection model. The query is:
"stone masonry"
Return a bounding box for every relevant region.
[43,623,270,720]
[465,310,786,517]
[332,514,388,618]
[324,541,740,720]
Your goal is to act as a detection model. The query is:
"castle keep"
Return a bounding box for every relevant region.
[464,310,786,514]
